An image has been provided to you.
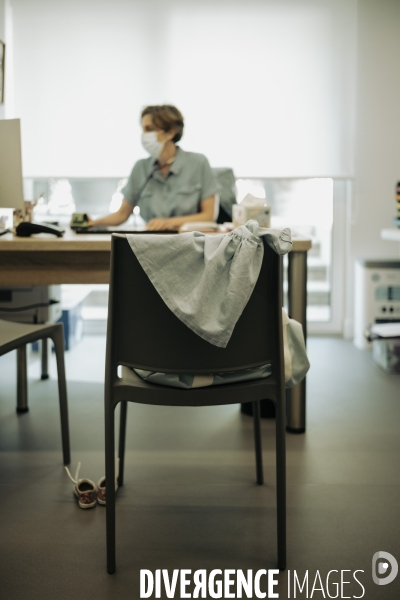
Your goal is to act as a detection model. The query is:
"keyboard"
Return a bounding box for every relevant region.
[73,226,178,235]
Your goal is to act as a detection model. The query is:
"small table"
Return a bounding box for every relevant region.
[0,228,311,432]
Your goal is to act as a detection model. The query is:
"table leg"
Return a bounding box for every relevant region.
[286,250,307,433]
[41,338,49,380]
[17,345,29,413]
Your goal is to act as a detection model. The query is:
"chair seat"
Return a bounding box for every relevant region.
[113,365,279,408]
[0,319,70,465]
[0,319,59,357]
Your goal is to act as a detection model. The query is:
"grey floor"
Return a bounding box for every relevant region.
[0,336,399,599]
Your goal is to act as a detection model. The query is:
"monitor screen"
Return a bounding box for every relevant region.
[0,118,24,209]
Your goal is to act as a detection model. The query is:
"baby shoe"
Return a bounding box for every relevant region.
[97,458,119,506]
[64,462,97,509]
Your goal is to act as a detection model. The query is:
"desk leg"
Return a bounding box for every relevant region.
[17,346,29,413]
[286,250,307,433]
[41,338,49,380]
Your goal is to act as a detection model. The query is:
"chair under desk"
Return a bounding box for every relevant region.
[0,227,311,432]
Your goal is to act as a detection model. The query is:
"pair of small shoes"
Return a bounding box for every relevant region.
[65,462,97,509]
[96,459,119,505]
[65,460,119,508]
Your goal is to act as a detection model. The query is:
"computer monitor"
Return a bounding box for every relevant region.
[0,118,24,209]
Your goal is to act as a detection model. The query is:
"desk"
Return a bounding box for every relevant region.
[0,229,311,432]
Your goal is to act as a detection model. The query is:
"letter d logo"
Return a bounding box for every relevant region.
[372,552,398,585]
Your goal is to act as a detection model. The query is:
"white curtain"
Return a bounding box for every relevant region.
[11,0,356,178]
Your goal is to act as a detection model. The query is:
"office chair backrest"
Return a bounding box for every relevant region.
[212,167,237,222]
[107,234,283,375]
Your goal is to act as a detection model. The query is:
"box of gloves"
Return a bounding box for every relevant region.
[233,194,271,228]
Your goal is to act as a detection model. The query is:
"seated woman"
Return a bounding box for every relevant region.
[89,105,218,231]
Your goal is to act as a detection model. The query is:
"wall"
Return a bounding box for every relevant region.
[0,0,5,119]
[344,0,400,337]
[0,0,13,120]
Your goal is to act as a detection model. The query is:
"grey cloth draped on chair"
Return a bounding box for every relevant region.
[127,221,292,348]
[127,221,309,389]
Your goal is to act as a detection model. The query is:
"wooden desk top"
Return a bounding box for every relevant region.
[0,229,112,251]
[0,228,312,252]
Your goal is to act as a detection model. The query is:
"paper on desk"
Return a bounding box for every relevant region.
[370,323,400,338]
[179,221,219,232]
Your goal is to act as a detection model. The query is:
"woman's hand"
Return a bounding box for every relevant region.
[146,196,216,231]
[147,217,179,231]
[87,199,134,228]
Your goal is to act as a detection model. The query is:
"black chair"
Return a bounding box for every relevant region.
[212,167,237,222]
[104,234,286,573]
[0,319,70,465]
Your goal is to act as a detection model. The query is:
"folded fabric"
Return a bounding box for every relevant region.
[127,220,292,348]
[282,309,310,388]
[134,364,273,389]
[134,309,309,390]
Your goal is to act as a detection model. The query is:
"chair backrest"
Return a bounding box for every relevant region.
[106,234,284,377]
[212,167,237,221]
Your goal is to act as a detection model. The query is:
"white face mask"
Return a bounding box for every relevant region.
[141,131,164,159]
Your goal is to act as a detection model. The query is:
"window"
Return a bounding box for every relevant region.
[236,177,335,323]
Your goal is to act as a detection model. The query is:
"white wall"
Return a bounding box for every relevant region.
[0,0,13,120]
[0,0,5,119]
[344,0,400,337]
[0,0,4,51]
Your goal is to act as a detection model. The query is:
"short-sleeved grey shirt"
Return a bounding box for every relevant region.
[121,147,219,222]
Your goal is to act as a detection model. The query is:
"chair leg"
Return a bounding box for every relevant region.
[16,345,29,413]
[52,330,71,466]
[105,397,117,574]
[41,338,49,380]
[252,400,264,485]
[118,401,128,487]
[275,395,287,570]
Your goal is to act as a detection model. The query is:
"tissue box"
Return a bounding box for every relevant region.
[372,338,400,373]
[233,201,271,228]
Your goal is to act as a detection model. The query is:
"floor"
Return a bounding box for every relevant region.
[0,336,399,600]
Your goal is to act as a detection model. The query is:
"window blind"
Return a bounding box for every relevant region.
[12,0,356,178]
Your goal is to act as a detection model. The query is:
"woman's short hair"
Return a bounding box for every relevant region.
[141,105,184,143]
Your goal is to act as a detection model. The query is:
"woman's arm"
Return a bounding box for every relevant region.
[88,199,134,227]
[147,196,215,231]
